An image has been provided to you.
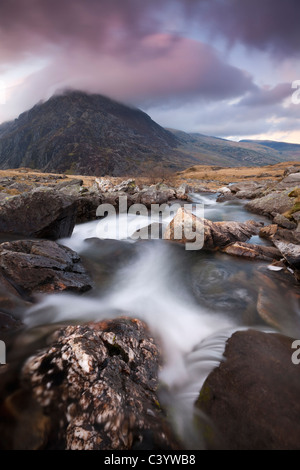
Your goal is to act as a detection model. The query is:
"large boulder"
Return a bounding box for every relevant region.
[164,208,261,250]
[196,330,300,450]
[246,191,294,219]
[0,190,77,239]
[0,240,92,299]
[22,317,179,450]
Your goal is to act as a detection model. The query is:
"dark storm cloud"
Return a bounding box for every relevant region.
[2,0,298,61]
[188,0,300,57]
[0,0,256,114]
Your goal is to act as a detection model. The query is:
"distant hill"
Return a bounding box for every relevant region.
[0,90,299,176]
[240,139,300,160]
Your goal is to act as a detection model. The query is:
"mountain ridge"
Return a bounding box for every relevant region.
[0,90,299,175]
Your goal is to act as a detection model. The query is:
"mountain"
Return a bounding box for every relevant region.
[0,90,299,176]
[240,139,300,160]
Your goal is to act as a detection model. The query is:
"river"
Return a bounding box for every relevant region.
[3,192,300,449]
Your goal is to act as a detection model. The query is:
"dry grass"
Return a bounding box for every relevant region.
[176,161,300,190]
[0,161,299,191]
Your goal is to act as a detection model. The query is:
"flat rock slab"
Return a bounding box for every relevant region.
[222,241,281,261]
[0,240,92,299]
[246,191,294,218]
[196,329,300,450]
[22,317,179,450]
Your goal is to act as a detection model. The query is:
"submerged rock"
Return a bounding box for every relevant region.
[0,240,92,299]
[196,330,300,450]
[0,190,77,239]
[22,318,179,450]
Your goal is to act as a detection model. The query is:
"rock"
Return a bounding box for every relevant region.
[56,179,83,190]
[0,312,23,334]
[133,187,175,208]
[277,172,300,189]
[22,318,179,450]
[292,211,300,223]
[0,240,92,299]
[229,181,261,194]
[0,390,51,450]
[0,190,77,240]
[113,179,137,193]
[256,269,300,336]
[229,181,267,200]
[216,192,237,202]
[272,239,300,270]
[222,242,281,262]
[164,208,261,249]
[56,179,84,196]
[175,183,189,200]
[246,191,294,218]
[95,178,114,192]
[218,186,231,194]
[259,224,278,240]
[75,195,102,223]
[283,166,300,177]
[273,213,297,230]
[196,330,300,450]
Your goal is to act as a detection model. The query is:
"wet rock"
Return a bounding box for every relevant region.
[0,190,77,240]
[272,239,300,270]
[0,390,51,450]
[259,224,278,240]
[22,318,179,450]
[0,312,23,334]
[255,269,300,336]
[75,195,102,223]
[0,240,92,299]
[222,242,281,262]
[164,208,261,250]
[196,330,300,450]
[273,213,297,230]
[246,191,294,218]
[216,192,237,203]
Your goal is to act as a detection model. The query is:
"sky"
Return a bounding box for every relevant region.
[0,0,300,143]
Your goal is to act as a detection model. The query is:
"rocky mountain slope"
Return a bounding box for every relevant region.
[0,90,299,175]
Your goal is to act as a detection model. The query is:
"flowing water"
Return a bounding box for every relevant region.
[2,193,300,449]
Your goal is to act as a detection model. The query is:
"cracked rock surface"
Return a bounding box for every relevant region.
[22,317,179,450]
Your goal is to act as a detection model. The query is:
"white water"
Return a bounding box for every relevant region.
[23,192,282,448]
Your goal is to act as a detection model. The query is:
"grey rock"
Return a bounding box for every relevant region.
[0,190,77,240]
[273,213,297,230]
[196,330,300,450]
[246,191,294,218]
[0,240,92,299]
